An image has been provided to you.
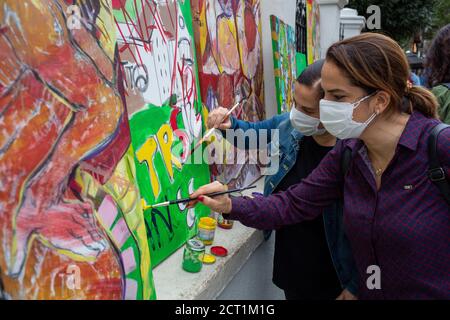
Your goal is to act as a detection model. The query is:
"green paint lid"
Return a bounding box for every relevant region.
[187,239,205,252]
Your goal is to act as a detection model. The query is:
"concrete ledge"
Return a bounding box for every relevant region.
[153,222,264,300]
[153,178,266,300]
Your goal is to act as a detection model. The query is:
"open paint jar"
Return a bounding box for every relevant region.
[182,239,205,273]
[197,217,217,246]
[218,214,234,229]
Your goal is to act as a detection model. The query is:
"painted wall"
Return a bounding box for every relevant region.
[260,0,297,118]
[0,0,155,300]
[191,0,265,190]
[112,0,211,268]
[270,15,297,114]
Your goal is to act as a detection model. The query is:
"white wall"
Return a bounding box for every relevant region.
[260,0,297,119]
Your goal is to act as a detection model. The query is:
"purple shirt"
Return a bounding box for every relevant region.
[228,111,450,299]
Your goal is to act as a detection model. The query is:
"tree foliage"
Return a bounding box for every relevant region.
[427,0,450,36]
[348,0,437,43]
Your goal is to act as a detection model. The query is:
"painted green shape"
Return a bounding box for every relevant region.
[270,15,297,114]
[130,104,210,267]
[113,0,142,23]
[296,53,307,77]
[114,0,211,267]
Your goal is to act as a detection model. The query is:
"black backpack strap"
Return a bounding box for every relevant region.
[341,145,353,177]
[428,123,450,205]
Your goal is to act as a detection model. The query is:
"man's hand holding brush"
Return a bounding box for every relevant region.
[207,107,233,130]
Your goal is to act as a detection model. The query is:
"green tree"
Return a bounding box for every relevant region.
[348,0,436,44]
[427,0,450,37]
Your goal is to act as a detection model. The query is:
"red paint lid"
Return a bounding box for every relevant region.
[211,246,228,257]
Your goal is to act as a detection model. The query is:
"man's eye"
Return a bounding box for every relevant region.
[334,95,345,101]
[301,108,313,114]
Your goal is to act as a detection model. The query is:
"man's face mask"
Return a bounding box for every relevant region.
[290,107,326,136]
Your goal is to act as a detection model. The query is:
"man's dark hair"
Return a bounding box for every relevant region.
[296,59,325,86]
[296,59,325,98]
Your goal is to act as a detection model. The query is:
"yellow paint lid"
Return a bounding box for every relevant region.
[201,253,216,265]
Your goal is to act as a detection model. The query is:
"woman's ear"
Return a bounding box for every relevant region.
[373,90,390,114]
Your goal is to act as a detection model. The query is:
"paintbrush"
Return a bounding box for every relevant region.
[141,185,257,209]
[185,101,243,159]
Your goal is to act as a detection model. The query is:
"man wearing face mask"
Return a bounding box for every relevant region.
[207,60,359,300]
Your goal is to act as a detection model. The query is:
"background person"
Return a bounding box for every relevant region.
[424,23,450,124]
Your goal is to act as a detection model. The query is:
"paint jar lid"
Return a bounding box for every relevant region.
[187,239,205,252]
[201,253,216,264]
[211,246,228,257]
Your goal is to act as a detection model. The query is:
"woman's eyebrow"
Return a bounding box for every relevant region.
[327,88,347,94]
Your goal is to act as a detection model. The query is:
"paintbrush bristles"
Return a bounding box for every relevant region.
[151,201,170,209]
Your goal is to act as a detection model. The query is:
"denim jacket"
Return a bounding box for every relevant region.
[225,113,359,295]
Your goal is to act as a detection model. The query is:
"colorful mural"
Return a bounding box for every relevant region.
[0,0,155,299]
[306,0,320,65]
[270,15,297,114]
[191,0,265,188]
[113,0,211,266]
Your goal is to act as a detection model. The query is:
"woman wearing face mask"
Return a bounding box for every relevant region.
[191,33,450,299]
[206,60,358,300]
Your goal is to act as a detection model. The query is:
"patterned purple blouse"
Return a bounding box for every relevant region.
[227,111,450,299]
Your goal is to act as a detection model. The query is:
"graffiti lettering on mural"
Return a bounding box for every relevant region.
[191,0,265,189]
[136,124,183,198]
[0,0,155,300]
[142,177,196,251]
[114,0,202,147]
[113,0,211,266]
[270,15,297,114]
[66,5,82,30]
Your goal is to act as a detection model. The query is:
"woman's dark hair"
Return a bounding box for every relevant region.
[424,24,450,88]
[326,33,438,118]
[297,59,325,86]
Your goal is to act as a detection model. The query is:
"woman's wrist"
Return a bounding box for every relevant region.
[224,197,232,214]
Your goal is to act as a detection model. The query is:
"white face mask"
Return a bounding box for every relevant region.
[290,107,327,136]
[319,93,378,139]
